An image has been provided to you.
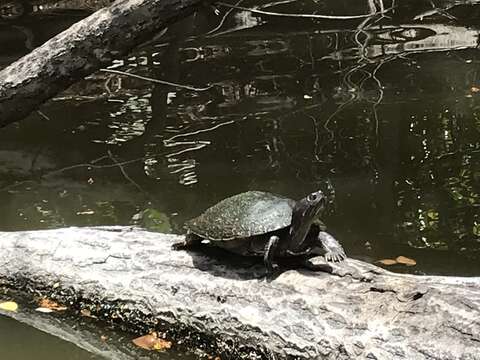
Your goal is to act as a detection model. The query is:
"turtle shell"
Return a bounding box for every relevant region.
[186,191,295,241]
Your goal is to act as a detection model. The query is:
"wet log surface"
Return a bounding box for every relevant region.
[0,226,479,359]
[0,0,208,127]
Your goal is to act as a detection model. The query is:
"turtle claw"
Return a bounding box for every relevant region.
[263,263,281,279]
[324,249,346,263]
[265,262,279,275]
[172,233,202,251]
[317,231,346,263]
[266,267,279,277]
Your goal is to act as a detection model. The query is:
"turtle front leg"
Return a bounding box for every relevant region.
[317,231,346,262]
[172,232,202,251]
[312,217,327,232]
[264,235,280,274]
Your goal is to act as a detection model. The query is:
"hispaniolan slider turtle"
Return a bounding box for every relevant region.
[172,190,346,273]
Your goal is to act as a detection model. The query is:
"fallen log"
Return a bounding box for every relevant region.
[0,0,208,127]
[0,226,479,359]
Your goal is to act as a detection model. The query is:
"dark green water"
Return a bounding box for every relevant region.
[1,0,480,358]
[0,314,102,359]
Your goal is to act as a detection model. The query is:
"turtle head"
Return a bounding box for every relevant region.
[288,190,326,252]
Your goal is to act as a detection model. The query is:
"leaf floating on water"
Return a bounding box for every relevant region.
[396,256,417,266]
[38,298,67,311]
[426,210,439,220]
[132,333,156,350]
[152,338,172,351]
[0,301,18,312]
[132,332,172,351]
[135,208,172,233]
[377,256,417,267]
[80,309,97,318]
[35,307,54,313]
[377,259,397,266]
[473,221,480,237]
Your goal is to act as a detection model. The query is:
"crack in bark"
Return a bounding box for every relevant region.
[89,254,132,265]
[448,325,480,343]
[369,286,397,295]
[368,286,426,303]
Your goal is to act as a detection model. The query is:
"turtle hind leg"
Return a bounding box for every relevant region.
[317,231,346,262]
[264,235,280,274]
[171,232,202,251]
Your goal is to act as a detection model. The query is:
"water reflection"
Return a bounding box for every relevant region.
[0,0,479,277]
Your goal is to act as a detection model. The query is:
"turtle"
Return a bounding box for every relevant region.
[172,190,346,273]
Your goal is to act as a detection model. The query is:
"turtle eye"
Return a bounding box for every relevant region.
[307,193,318,202]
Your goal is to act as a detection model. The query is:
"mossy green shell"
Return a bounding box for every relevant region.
[186,191,295,241]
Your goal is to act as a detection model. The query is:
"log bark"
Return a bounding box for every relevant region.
[0,226,479,359]
[0,0,208,127]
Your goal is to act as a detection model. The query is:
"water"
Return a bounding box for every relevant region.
[1,0,480,358]
[0,314,103,359]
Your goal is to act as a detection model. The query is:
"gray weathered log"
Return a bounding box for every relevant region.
[0,226,479,359]
[0,0,207,127]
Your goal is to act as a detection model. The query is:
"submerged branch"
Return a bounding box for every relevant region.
[99,68,214,91]
[216,1,394,20]
[0,0,212,127]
